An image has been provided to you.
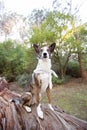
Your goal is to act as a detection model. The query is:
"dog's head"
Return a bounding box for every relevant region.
[33,43,56,59]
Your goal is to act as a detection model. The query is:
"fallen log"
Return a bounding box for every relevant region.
[0,78,87,130]
[0,88,87,130]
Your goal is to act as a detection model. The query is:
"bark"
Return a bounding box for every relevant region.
[78,51,87,80]
[63,50,71,78]
[0,79,87,130]
[74,33,87,81]
[55,49,71,79]
[54,50,65,79]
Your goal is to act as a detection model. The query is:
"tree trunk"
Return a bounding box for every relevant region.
[63,50,71,78]
[74,33,87,81]
[0,78,87,130]
[54,50,65,79]
[78,51,87,80]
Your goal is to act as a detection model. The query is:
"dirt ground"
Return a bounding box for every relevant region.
[9,78,87,121]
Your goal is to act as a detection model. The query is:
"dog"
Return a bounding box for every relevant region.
[12,43,57,119]
[32,43,58,118]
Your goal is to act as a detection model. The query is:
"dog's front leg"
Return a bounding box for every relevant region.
[21,92,32,112]
[46,86,54,111]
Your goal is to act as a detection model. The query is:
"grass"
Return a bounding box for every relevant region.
[42,79,87,121]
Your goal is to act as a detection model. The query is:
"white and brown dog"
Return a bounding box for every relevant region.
[12,43,57,119]
[32,43,57,119]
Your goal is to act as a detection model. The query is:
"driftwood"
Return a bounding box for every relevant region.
[0,78,87,130]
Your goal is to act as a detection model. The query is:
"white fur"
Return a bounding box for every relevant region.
[34,59,51,73]
[37,104,43,119]
[34,59,53,92]
[48,104,54,111]
[41,46,50,59]
[24,106,31,112]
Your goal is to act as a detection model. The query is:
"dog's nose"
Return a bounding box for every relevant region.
[43,53,47,58]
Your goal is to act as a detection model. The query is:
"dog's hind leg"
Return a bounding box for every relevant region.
[46,86,54,111]
[36,88,44,119]
[34,73,44,119]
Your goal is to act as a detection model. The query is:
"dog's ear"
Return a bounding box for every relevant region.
[49,43,56,53]
[33,44,40,53]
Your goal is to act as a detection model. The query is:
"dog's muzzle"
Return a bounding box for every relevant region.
[43,53,47,58]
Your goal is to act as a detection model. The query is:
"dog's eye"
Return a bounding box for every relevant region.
[41,49,43,52]
[47,49,49,52]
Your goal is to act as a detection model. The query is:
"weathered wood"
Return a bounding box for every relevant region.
[0,78,87,130]
[0,88,87,130]
[0,77,9,92]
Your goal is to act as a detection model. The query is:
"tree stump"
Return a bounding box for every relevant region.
[0,78,87,130]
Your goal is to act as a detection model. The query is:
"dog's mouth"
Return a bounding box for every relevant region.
[43,55,47,58]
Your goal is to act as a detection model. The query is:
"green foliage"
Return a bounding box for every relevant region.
[52,76,64,84]
[0,40,36,81]
[0,6,87,82]
[16,73,30,87]
[29,10,72,44]
[30,23,57,44]
[67,61,81,78]
[29,9,76,79]
[29,6,87,80]
[52,74,72,84]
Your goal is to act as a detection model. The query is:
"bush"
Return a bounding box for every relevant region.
[52,76,64,84]
[0,40,36,81]
[16,73,31,87]
[66,61,81,78]
[52,75,72,84]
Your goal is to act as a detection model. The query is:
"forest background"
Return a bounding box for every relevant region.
[0,0,87,86]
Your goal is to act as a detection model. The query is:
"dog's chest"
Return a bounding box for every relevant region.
[34,59,52,92]
[39,73,50,92]
[36,59,51,72]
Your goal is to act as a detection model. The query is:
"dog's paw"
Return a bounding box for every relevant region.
[37,109,43,119]
[24,106,31,113]
[51,70,58,78]
[48,104,54,111]
[37,104,43,119]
